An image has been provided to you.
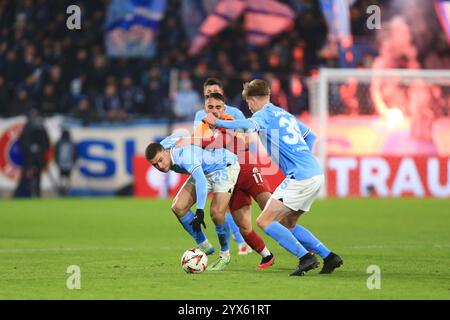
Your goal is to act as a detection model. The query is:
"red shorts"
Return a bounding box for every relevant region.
[229,163,272,212]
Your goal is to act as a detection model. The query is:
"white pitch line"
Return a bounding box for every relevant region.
[350,244,450,249]
[0,247,137,253]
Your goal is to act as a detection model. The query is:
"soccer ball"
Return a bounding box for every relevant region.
[181,248,208,273]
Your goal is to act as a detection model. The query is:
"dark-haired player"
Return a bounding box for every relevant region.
[193,78,253,255]
[145,141,240,271]
[177,92,276,269]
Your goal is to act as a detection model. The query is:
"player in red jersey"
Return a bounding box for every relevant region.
[177,92,275,269]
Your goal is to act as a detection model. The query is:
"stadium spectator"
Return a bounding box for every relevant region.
[143,79,168,118]
[43,65,65,99]
[55,129,78,196]
[290,43,307,75]
[68,73,88,104]
[339,78,360,115]
[3,50,22,85]
[287,74,309,115]
[1,0,447,121]
[96,81,126,122]
[431,85,449,118]
[0,76,8,116]
[71,96,98,126]
[14,109,50,198]
[38,83,59,115]
[9,88,34,116]
[119,75,145,115]
[172,78,202,121]
[87,54,108,96]
[409,80,434,142]
[269,77,288,111]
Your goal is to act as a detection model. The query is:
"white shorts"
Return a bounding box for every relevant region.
[271,174,324,212]
[188,163,240,193]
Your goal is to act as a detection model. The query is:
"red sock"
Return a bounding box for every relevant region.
[243,230,266,253]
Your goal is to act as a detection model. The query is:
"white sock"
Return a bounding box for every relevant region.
[219,250,230,259]
[260,247,271,258]
[198,240,210,248]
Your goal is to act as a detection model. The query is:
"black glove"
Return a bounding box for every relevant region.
[191,209,206,233]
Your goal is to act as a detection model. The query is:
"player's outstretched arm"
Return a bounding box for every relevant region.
[215,118,257,131]
[175,122,217,149]
[190,167,208,211]
[190,167,208,232]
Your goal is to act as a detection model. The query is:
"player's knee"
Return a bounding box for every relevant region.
[281,211,302,229]
[210,207,225,225]
[171,201,188,217]
[256,214,270,230]
[280,217,296,230]
[211,214,225,225]
[239,224,253,235]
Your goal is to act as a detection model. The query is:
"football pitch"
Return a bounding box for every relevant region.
[0,198,449,300]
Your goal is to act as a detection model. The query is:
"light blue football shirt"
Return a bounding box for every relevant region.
[298,121,311,140]
[248,103,322,180]
[170,145,238,175]
[159,133,186,150]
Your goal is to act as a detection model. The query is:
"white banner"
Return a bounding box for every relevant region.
[0,116,63,196]
[327,156,450,198]
[0,118,168,196]
[67,121,167,194]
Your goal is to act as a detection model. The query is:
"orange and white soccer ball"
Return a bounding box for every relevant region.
[181,248,208,273]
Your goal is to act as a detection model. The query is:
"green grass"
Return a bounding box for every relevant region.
[0,198,449,300]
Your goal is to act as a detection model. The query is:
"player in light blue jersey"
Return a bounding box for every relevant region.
[204,79,343,276]
[160,133,218,255]
[192,78,252,256]
[298,121,316,151]
[145,142,240,271]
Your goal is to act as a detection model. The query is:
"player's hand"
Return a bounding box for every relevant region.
[191,209,206,233]
[203,113,217,127]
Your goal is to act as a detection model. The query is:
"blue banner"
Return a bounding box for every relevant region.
[105,0,167,58]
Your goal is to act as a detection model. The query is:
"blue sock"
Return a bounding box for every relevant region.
[225,212,245,245]
[291,225,331,259]
[215,222,231,252]
[264,222,308,258]
[179,210,207,245]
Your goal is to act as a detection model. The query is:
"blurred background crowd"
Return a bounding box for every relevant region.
[0,0,449,124]
[0,0,449,198]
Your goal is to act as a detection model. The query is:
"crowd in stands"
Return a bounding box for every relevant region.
[1,0,448,124]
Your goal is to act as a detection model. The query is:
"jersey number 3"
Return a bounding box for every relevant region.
[279,117,304,145]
